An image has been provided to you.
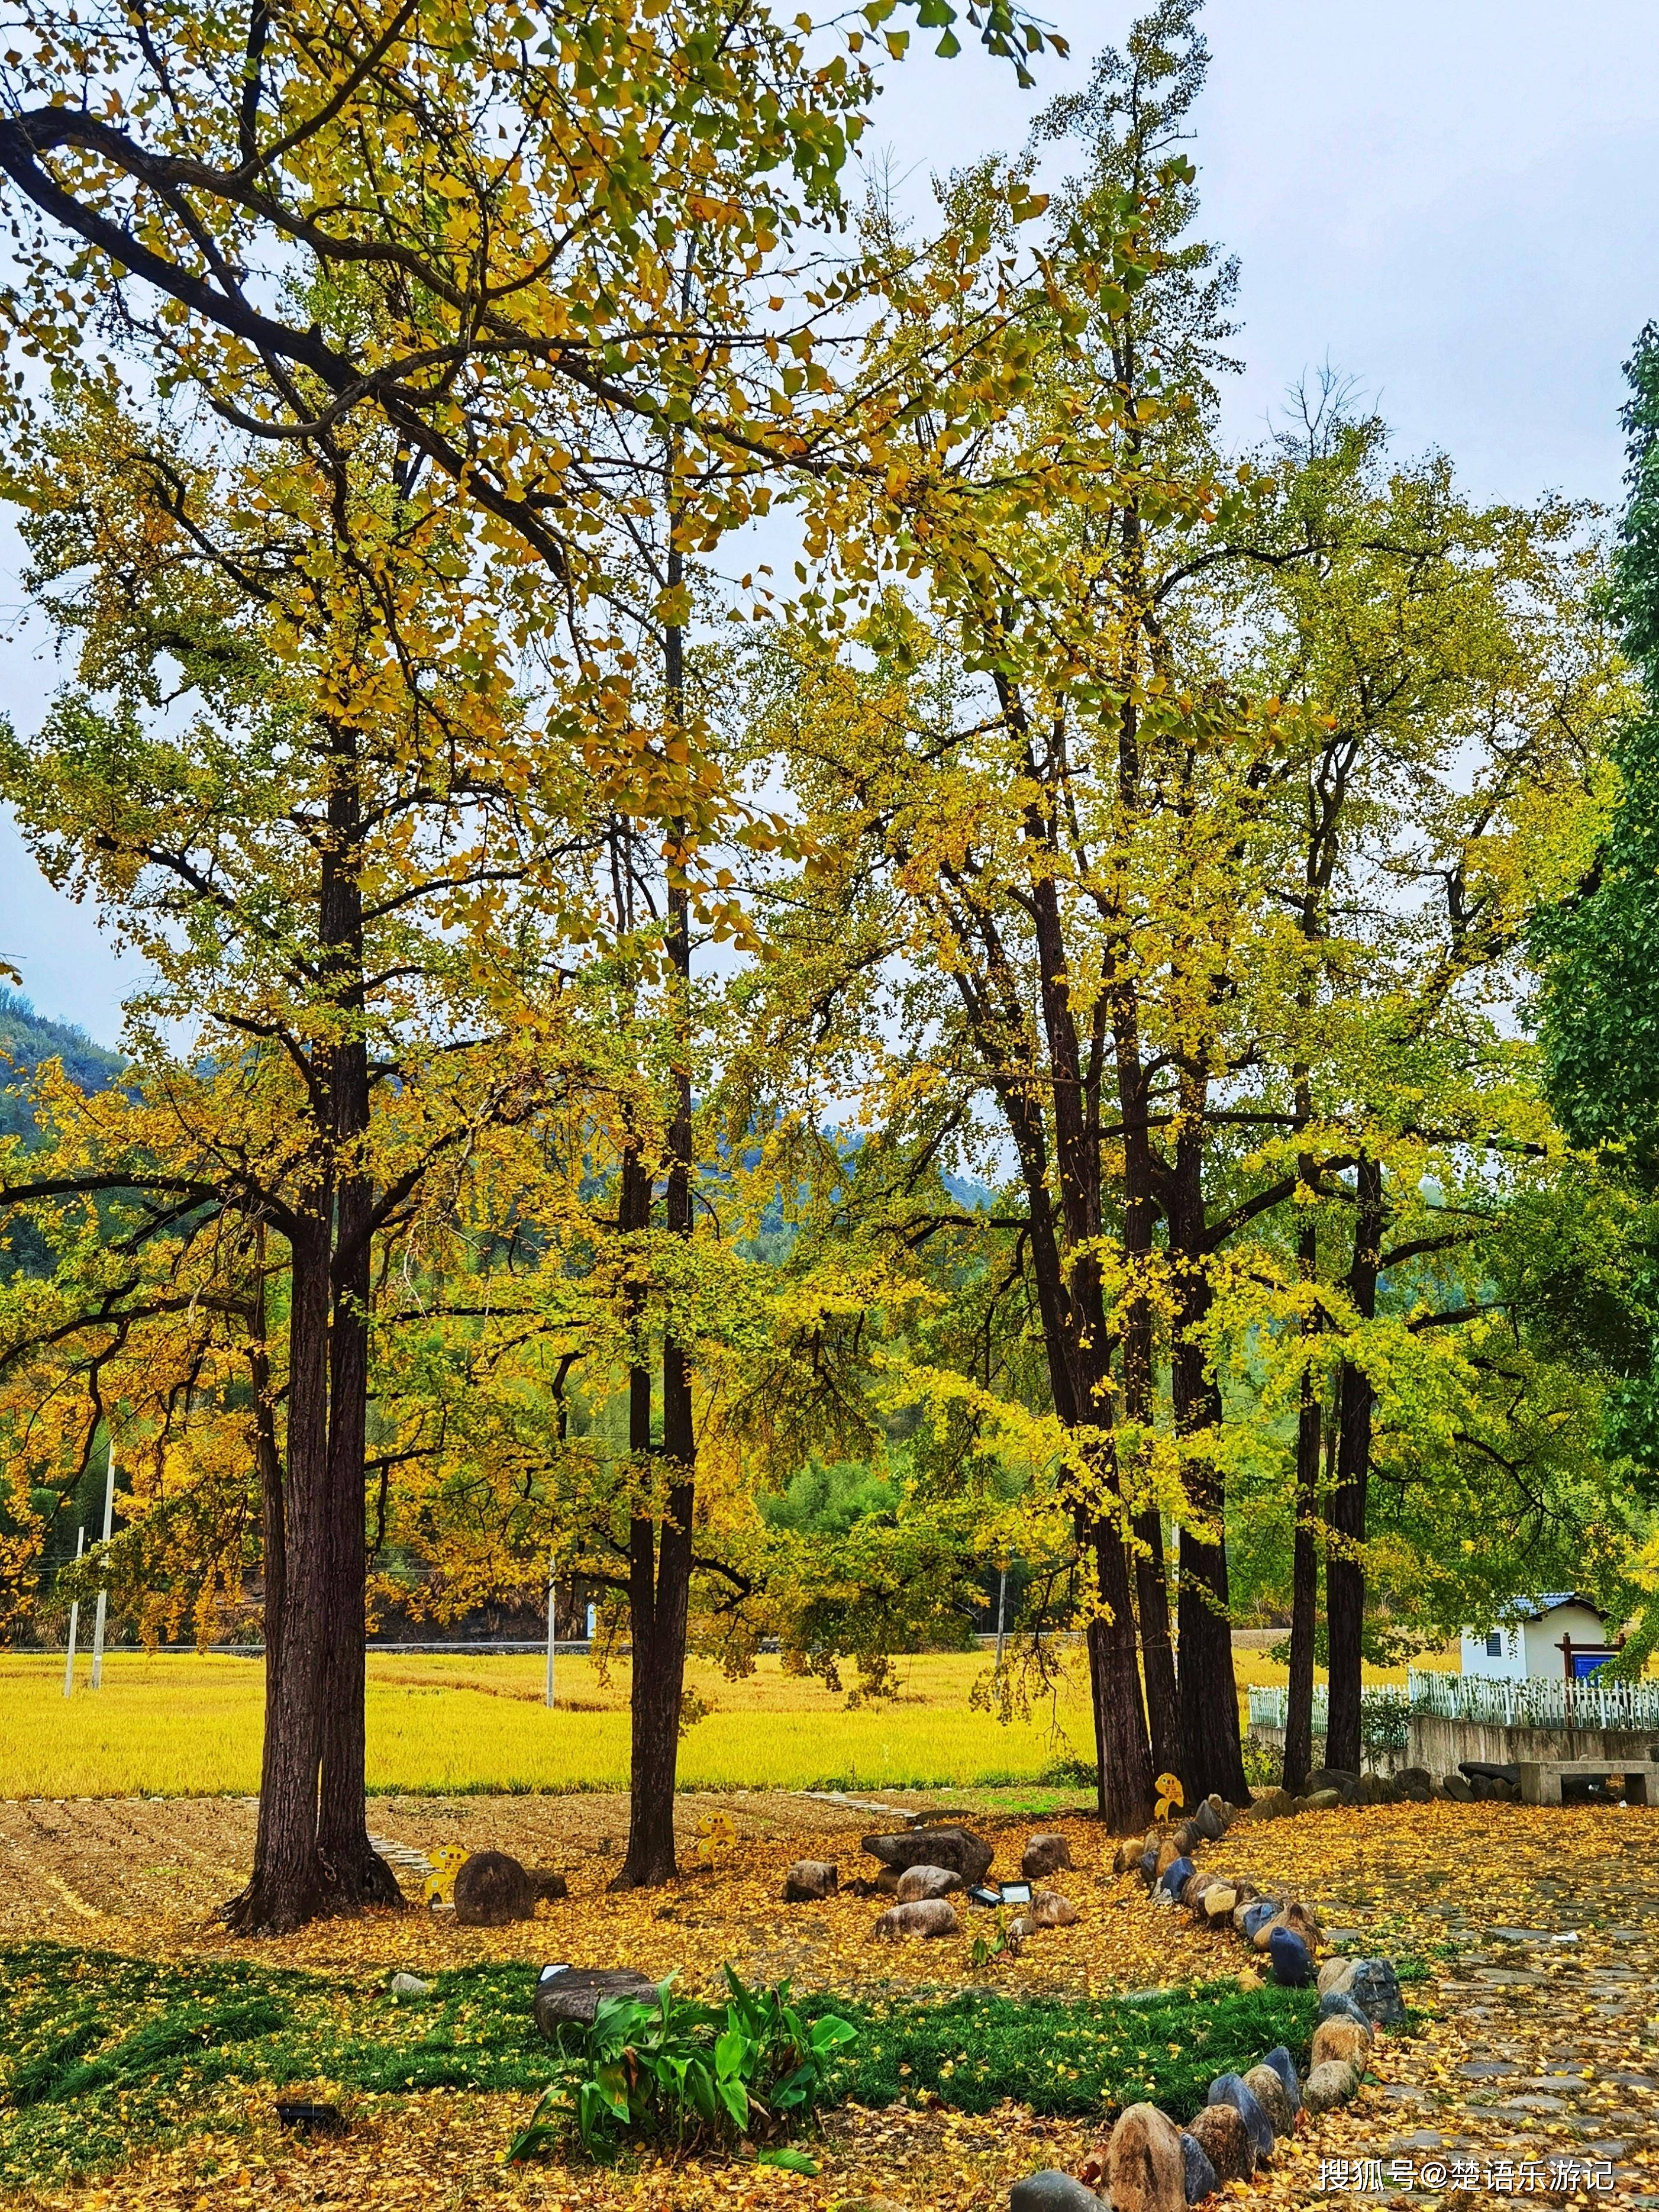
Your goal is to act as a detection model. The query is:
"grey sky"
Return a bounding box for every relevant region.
[4,0,1656,1041]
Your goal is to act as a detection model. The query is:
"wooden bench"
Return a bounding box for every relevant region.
[1516,1758,1659,1807]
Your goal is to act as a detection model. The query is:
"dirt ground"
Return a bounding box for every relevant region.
[3,1791,1659,2207]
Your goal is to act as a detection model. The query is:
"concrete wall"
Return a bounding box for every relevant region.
[1248,1714,1659,1778]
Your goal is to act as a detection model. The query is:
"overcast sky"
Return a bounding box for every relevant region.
[4,0,1657,1042]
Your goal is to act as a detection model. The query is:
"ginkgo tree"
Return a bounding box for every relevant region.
[0,393,585,1931]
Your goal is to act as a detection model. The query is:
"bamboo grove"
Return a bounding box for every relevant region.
[0,0,1652,1929]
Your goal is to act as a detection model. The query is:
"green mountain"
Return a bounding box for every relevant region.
[0,990,122,1140]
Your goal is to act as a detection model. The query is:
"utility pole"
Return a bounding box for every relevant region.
[91,1446,116,1689]
[62,1526,85,1697]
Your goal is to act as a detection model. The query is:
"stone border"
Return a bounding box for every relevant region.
[1008,1798,1408,2211]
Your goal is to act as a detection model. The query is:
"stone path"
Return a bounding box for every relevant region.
[1219,1801,1659,2202]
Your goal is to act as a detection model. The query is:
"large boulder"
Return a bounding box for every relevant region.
[1154,1836,1186,1881]
[1319,1991,1373,2033]
[873,1897,960,1939]
[1347,1958,1409,2028]
[1030,1888,1079,1927]
[1242,2063,1295,2138]
[1022,1834,1073,1879]
[783,1859,838,1902]
[1193,1798,1225,1842]
[1395,1765,1434,1802]
[1316,1958,1357,1998]
[896,1863,962,1902]
[1202,1885,1238,1923]
[1179,2130,1219,2205]
[1240,1898,1281,1943]
[1206,2074,1274,2161]
[1441,1772,1474,1803]
[863,1827,993,1887]
[1185,2104,1253,2184]
[1303,2059,1361,2113]
[1312,2017,1372,2074]
[1008,2172,1103,2212]
[534,1965,659,2037]
[454,1851,567,1927]
[1106,2102,1187,2212]
[1459,1759,1521,1788]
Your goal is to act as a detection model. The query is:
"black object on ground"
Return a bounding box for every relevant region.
[275,2100,344,2134]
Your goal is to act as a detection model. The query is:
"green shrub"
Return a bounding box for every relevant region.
[509,1969,857,2161]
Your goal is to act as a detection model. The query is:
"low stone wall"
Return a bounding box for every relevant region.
[1247,1716,1659,1777]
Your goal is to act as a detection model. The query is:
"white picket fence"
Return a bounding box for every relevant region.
[1248,1671,1659,1735]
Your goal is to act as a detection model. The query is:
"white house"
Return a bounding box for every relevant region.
[1460,1594,1616,1682]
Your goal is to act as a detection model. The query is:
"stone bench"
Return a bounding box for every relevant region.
[1516,1757,1659,1807]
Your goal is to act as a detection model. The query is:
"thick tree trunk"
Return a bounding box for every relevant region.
[314,732,399,1909]
[316,1166,400,1907]
[614,564,698,1888]
[221,1226,331,1933]
[1087,1518,1157,1832]
[1325,1155,1382,1778]
[1167,1087,1248,1807]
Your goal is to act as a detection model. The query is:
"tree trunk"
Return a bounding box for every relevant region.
[314,728,399,1908]
[1132,1510,1180,1780]
[1283,1202,1323,1792]
[1282,1366,1322,1793]
[1087,1518,1157,1832]
[615,569,698,1889]
[237,1231,291,1917]
[1325,1154,1382,1778]
[221,1224,331,1933]
[1168,1084,1248,1806]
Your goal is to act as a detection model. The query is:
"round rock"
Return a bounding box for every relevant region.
[1242,2063,1294,2137]
[1186,2103,1253,2184]
[1268,1927,1314,1987]
[1206,2073,1274,2161]
[1312,2016,1372,2074]
[1106,2101,1187,2212]
[1303,2059,1361,2113]
[1022,1833,1074,1879]
[1008,2171,1103,2212]
[873,1897,959,1939]
[783,1858,838,1902]
[895,1863,962,1902]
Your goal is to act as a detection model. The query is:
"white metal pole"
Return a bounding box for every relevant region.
[555,1557,570,1707]
[62,1526,85,1697]
[91,1447,116,1689]
[994,1567,1008,1669]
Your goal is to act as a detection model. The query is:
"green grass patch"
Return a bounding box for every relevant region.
[814,1981,1317,2122]
[0,1944,1316,2190]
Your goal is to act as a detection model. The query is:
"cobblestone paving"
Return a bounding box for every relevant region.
[1218,1801,1659,2204]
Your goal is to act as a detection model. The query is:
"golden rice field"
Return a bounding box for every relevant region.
[0,1640,1444,1800]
